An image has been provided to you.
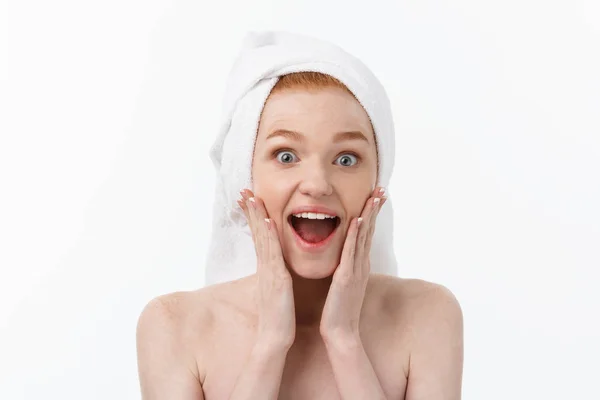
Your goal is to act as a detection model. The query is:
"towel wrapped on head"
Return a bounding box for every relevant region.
[205,30,398,286]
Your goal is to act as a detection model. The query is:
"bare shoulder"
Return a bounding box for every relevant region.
[370,274,464,399]
[370,274,463,322]
[136,288,216,342]
[400,277,463,338]
[136,277,255,379]
[136,277,249,338]
[136,287,217,394]
[368,274,463,349]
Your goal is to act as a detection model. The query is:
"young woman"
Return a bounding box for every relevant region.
[136,55,463,400]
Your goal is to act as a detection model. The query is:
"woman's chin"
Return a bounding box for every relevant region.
[286,258,339,279]
[281,232,343,279]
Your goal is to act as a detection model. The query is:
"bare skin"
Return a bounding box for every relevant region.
[136,86,464,399]
[137,273,463,399]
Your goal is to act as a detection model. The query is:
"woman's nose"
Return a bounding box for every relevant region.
[298,162,333,198]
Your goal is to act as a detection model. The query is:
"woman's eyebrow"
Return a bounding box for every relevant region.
[266,129,370,144]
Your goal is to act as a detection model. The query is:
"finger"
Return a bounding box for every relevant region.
[338,217,361,279]
[358,186,384,216]
[264,218,287,276]
[355,196,380,273]
[238,190,248,220]
[251,197,290,279]
[239,189,253,224]
[356,197,378,250]
[243,189,255,199]
[368,186,385,200]
[364,197,384,268]
[368,196,382,231]
[252,196,278,276]
[246,196,264,254]
[240,189,256,215]
[241,190,272,270]
[245,197,256,242]
[237,199,250,222]
[239,189,256,219]
[248,196,267,260]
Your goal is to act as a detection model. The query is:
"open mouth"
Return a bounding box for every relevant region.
[287,214,341,244]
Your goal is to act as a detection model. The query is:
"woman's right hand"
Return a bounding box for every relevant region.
[238,189,296,351]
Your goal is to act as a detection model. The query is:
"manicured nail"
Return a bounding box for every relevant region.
[379,187,386,196]
[264,218,271,230]
[373,197,380,205]
[357,217,363,226]
[248,197,256,208]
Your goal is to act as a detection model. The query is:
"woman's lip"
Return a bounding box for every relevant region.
[287,217,340,252]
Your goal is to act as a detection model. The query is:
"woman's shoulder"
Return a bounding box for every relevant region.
[370,275,464,393]
[138,288,209,322]
[370,273,459,300]
[137,276,255,330]
[136,288,216,355]
[136,279,254,384]
[138,278,255,335]
[368,274,463,326]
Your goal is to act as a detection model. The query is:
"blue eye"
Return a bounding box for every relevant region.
[274,150,359,167]
[276,150,297,164]
[336,153,358,167]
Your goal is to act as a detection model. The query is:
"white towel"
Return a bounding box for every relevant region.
[205,30,398,286]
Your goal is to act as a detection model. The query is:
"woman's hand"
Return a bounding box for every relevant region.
[238,189,296,351]
[319,186,387,345]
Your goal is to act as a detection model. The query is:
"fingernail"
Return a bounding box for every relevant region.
[264,218,271,230]
[357,217,363,226]
[379,187,386,196]
[373,197,380,205]
[248,197,256,208]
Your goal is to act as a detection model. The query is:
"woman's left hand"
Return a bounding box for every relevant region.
[320,186,387,345]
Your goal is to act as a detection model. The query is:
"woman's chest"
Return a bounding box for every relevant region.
[200,327,408,399]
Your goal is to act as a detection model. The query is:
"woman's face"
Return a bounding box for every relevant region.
[252,86,378,279]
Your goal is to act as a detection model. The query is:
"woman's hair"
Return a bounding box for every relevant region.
[270,71,354,96]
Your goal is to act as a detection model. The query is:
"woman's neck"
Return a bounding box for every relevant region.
[288,267,332,329]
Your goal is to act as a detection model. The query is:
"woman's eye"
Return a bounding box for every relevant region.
[276,150,297,164]
[336,153,358,167]
[275,150,358,166]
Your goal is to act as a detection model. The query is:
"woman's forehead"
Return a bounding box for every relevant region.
[257,88,375,142]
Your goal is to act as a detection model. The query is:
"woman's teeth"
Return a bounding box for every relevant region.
[292,212,337,220]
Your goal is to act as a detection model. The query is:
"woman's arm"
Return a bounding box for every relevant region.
[228,340,291,400]
[136,296,205,400]
[405,284,464,400]
[323,334,388,399]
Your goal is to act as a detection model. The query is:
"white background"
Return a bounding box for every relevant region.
[1,0,599,398]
